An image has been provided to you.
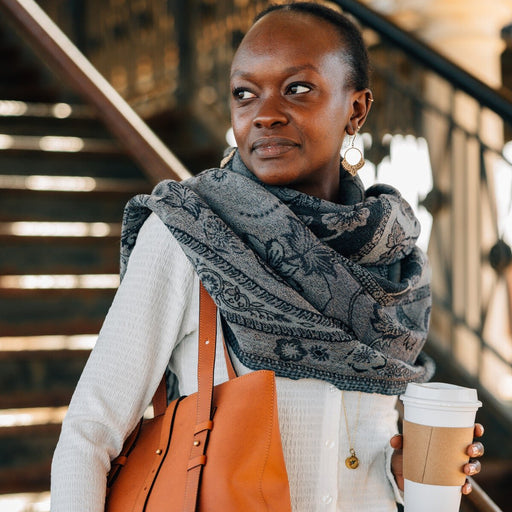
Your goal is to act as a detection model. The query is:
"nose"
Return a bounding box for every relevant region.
[253,95,288,129]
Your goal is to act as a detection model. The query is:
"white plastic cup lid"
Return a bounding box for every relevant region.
[400,382,482,409]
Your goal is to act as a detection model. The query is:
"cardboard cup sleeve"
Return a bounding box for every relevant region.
[403,420,474,486]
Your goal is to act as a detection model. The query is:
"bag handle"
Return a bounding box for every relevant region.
[182,282,217,511]
[152,283,236,417]
[194,281,218,428]
[150,282,237,511]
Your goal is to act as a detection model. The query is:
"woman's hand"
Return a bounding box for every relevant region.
[389,434,404,491]
[390,423,485,493]
[461,423,485,493]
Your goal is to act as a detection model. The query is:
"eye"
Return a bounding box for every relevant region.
[233,88,256,100]
[287,83,312,95]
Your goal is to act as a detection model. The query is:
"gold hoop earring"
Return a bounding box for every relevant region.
[342,131,365,176]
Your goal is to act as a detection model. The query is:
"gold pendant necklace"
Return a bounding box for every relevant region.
[341,391,362,469]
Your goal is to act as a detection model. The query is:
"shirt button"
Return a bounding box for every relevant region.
[321,495,333,505]
[324,440,335,449]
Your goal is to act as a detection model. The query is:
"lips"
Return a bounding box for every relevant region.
[251,137,299,157]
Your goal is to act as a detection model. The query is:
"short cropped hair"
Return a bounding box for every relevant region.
[254,2,370,90]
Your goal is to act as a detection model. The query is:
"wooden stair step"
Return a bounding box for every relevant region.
[0,100,94,119]
[0,334,96,353]
[0,354,90,408]
[1,233,121,274]
[0,189,140,222]
[0,459,53,494]
[0,119,112,139]
[0,415,64,494]
[0,335,95,409]
[0,491,50,512]
[0,100,94,120]
[0,389,76,411]
[0,174,148,193]
[0,116,114,140]
[0,152,148,178]
[0,221,121,237]
[0,287,116,337]
[0,133,122,153]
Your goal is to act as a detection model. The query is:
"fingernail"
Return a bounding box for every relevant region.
[471,443,484,457]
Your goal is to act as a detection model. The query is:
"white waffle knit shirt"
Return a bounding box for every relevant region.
[51,213,403,512]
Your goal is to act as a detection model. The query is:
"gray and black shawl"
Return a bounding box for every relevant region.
[120,150,435,395]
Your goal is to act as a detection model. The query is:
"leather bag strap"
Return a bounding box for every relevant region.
[183,282,217,512]
[148,282,239,510]
[151,284,237,417]
[223,340,237,380]
[152,375,168,417]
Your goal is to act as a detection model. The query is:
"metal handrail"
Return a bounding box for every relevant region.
[332,0,512,125]
[0,0,191,184]
[463,478,504,512]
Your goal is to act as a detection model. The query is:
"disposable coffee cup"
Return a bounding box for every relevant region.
[400,382,482,512]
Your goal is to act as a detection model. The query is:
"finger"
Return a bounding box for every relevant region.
[473,423,484,437]
[462,479,472,495]
[464,459,481,476]
[389,434,403,449]
[467,442,484,458]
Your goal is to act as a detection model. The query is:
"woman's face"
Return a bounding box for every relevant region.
[230,11,370,201]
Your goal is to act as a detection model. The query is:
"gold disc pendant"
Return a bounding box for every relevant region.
[345,449,359,469]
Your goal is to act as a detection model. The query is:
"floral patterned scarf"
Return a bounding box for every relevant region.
[120,150,434,395]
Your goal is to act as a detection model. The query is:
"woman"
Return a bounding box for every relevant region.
[51,3,484,511]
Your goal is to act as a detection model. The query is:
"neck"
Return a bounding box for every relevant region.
[292,177,340,202]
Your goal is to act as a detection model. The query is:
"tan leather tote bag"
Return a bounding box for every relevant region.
[105,283,292,512]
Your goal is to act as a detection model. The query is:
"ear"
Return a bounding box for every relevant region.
[345,89,373,135]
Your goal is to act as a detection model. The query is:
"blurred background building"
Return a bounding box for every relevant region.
[0,0,511,510]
